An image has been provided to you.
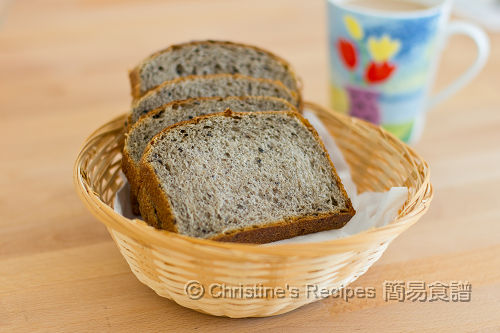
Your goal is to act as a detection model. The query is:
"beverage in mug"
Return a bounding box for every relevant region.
[327,0,489,143]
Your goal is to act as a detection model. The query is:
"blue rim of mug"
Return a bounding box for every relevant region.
[327,0,452,18]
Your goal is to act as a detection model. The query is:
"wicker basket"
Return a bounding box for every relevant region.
[73,101,432,318]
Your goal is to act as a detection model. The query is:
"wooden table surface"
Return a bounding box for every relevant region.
[1,0,499,331]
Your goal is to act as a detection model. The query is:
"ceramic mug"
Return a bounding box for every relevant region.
[327,0,489,143]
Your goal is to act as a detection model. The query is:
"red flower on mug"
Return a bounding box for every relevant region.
[337,38,357,70]
[365,61,396,83]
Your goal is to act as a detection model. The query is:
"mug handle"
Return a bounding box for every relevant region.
[428,21,490,108]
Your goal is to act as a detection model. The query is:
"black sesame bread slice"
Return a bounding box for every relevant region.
[122,96,297,214]
[129,40,301,102]
[130,74,299,125]
[137,110,355,244]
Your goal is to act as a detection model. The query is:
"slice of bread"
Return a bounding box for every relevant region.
[137,110,355,244]
[129,40,301,100]
[130,74,300,124]
[123,96,297,214]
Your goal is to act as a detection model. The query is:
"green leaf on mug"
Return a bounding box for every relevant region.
[382,120,415,142]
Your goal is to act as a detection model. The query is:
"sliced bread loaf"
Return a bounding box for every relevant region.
[138,110,355,243]
[123,96,297,214]
[130,74,299,124]
[129,40,301,100]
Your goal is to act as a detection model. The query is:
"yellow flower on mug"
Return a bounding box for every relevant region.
[343,15,363,40]
[330,84,349,114]
[367,35,401,62]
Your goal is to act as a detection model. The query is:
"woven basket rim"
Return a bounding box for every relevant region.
[74,101,433,257]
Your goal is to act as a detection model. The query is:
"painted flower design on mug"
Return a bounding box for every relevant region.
[335,16,401,84]
[344,15,363,40]
[367,35,400,62]
[336,15,362,71]
[337,39,357,69]
[333,15,402,126]
[365,61,396,83]
[365,35,400,83]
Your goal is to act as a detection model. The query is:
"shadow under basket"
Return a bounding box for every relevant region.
[74,101,433,318]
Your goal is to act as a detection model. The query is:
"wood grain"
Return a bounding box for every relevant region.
[1,0,499,331]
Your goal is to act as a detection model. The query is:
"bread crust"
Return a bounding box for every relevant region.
[128,40,303,109]
[212,213,354,244]
[137,168,177,231]
[122,96,298,214]
[121,139,141,214]
[137,109,355,244]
